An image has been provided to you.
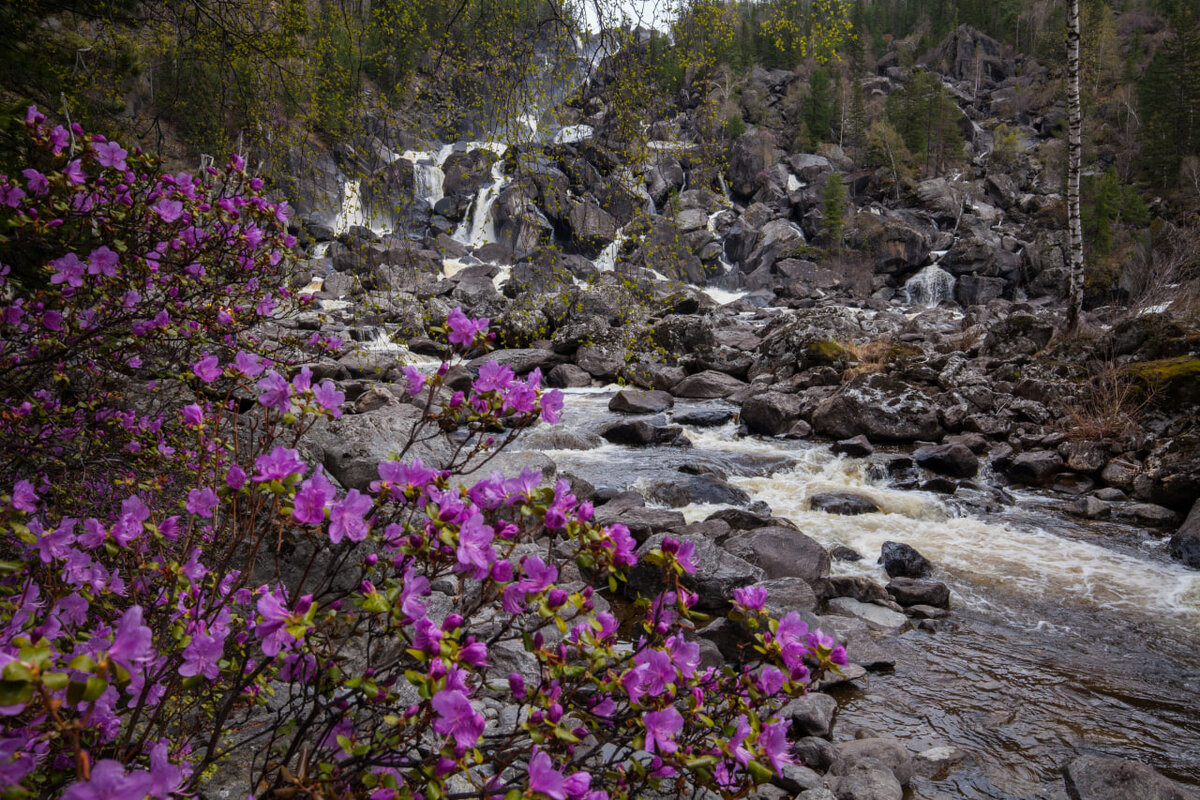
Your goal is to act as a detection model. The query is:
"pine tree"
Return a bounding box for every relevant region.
[822,172,847,250]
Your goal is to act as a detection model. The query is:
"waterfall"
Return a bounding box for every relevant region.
[452,150,507,249]
[595,226,629,272]
[333,180,365,236]
[904,265,957,306]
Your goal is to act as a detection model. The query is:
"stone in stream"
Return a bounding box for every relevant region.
[673,404,736,426]
[795,736,843,773]
[885,577,950,608]
[1007,450,1065,485]
[705,507,778,530]
[1068,495,1112,520]
[829,757,903,800]
[834,738,914,787]
[780,693,839,738]
[810,372,943,444]
[546,363,592,388]
[825,597,911,635]
[879,540,932,578]
[1169,498,1200,569]
[1063,756,1199,800]
[831,544,864,562]
[810,491,880,516]
[1128,503,1178,527]
[741,391,804,436]
[608,388,674,413]
[642,474,751,508]
[628,533,763,611]
[914,442,980,478]
[599,419,687,446]
[723,526,831,587]
[832,435,874,457]
[671,369,749,398]
[828,575,890,604]
[912,746,967,778]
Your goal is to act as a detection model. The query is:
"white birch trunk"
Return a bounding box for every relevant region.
[1066,0,1085,332]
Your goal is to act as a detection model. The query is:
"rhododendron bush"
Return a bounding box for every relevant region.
[0,111,846,800]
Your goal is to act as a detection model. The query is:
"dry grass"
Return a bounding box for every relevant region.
[840,338,901,381]
[1062,363,1158,441]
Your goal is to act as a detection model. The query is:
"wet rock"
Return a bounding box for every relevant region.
[608,388,674,414]
[810,492,880,516]
[907,604,949,619]
[310,406,454,492]
[828,576,890,604]
[468,348,563,376]
[1095,487,1128,501]
[781,693,839,738]
[593,505,686,542]
[575,345,626,382]
[629,533,764,610]
[1101,459,1139,492]
[672,370,749,399]
[742,392,804,436]
[811,373,943,444]
[879,541,931,578]
[1068,496,1112,519]
[913,746,967,778]
[914,443,980,478]
[546,363,592,388]
[643,474,751,508]
[1168,499,1200,569]
[795,736,843,773]
[756,576,820,614]
[1063,755,1199,800]
[724,526,831,586]
[831,545,864,562]
[773,763,823,795]
[1007,451,1064,485]
[835,738,914,787]
[885,577,950,608]
[706,507,776,531]
[1055,473,1096,495]
[674,405,736,426]
[799,789,838,800]
[599,420,686,446]
[830,757,903,800]
[920,477,958,494]
[825,598,910,635]
[1061,441,1108,474]
[1129,503,1179,527]
[833,436,875,457]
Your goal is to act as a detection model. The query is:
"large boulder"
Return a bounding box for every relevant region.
[811,373,943,444]
[880,541,931,578]
[309,406,454,492]
[834,738,914,787]
[609,389,674,414]
[810,492,880,516]
[914,443,980,478]
[723,526,831,587]
[1007,451,1064,486]
[728,130,783,197]
[1063,756,1199,800]
[643,474,751,507]
[742,392,804,436]
[672,370,749,399]
[628,533,764,610]
[1169,499,1200,569]
[567,200,617,256]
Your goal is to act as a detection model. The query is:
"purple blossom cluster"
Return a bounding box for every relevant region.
[0,111,847,800]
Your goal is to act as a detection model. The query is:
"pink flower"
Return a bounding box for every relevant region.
[87,246,119,277]
[446,306,488,348]
[252,446,305,483]
[431,689,484,749]
[107,606,153,668]
[49,126,69,153]
[293,471,333,525]
[186,487,219,518]
[642,706,683,754]
[11,479,38,512]
[64,159,85,185]
[21,168,47,195]
[179,630,224,679]
[94,141,128,171]
[455,513,495,579]
[402,365,425,395]
[540,389,564,423]
[328,489,372,543]
[61,760,154,800]
[152,198,184,223]
[527,747,566,800]
[49,253,85,288]
[256,370,291,411]
[192,355,222,383]
[181,404,203,426]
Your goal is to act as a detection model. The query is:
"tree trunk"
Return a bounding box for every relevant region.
[1066,0,1085,332]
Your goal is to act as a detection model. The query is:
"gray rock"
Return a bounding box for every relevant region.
[835,738,914,787]
[1062,441,1108,474]
[724,526,832,586]
[546,363,593,388]
[628,533,764,610]
[795,736,843,772]
[672,370,750,398]
[828,576,889,604]
[1129,503,1179,527]
[799,790,838,800]
[885,577,950,608]
[811,492,880,516]
[781,692,839,738]
[1101,459,1140,492]
[830,756,903,800]
[811,373,943,444]
[1169,498,1200,569]
[742,392,804,436]
[674,405,737,426]
[825,598,910,635]
[310,406,453,492]
[644,474,751,507]
[599,420,686,446]
[1063,755,1199,800]
[914,443,980,478]
[1068,495,1113,520]
[756,576,820,614]
[880,541,931,578]
[609,389,674,414]
[468,347,564,376]
[832,436,874,457]
[593,505,686,542]
[1007,451,1064,485]
[913,745,967,778]
[773,763,823,794]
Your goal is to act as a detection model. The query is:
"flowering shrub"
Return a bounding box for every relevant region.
[0,112,846,800]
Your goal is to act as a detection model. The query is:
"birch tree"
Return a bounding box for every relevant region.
[1066,0,1085,332]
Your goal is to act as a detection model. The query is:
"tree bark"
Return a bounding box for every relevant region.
[1066,0,1085,332]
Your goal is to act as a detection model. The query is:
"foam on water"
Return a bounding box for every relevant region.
[701,286,747,305]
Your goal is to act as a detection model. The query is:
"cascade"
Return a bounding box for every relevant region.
[904,264,957,306]
[594,226,629,272]
[452,148,507,248]
[332,180,365,236]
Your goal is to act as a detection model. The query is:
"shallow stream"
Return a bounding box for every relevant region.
[530,389,1200,799]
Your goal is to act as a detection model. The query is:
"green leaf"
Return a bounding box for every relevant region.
[42,672,68,691]
[0,680,32,706]
[1,662,32,682]
[68,654,97,673]
[747,760,774,784]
